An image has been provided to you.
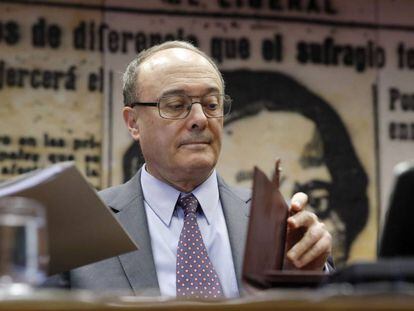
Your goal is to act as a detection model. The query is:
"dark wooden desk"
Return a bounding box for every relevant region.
[1,284,414,310]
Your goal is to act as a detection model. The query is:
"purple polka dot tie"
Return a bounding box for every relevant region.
[176,194,224,299]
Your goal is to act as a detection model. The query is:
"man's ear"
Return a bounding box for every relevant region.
[123,107,140,141]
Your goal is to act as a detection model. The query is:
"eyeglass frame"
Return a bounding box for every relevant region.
[127,93,232,120]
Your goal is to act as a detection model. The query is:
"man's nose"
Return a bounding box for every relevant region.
[186,103,207,130]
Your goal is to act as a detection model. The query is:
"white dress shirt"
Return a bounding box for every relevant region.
[140,165,239,298]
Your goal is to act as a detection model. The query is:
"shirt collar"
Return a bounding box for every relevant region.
[140,164,219,226]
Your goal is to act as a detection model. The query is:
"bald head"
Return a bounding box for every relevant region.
[123,41,224,106]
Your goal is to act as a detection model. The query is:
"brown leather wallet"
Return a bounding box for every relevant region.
[242,160,326,288]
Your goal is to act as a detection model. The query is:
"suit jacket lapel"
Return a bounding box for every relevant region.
[217,175,251,290]
[107,169,160,295]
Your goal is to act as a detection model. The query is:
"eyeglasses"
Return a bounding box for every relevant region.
[128,93,232,120]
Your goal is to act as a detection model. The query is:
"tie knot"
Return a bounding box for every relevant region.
[178,193,198,216]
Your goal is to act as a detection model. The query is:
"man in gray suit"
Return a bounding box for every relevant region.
[68,41,332,298]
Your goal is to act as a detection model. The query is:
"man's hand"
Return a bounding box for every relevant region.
[284,192,332,271]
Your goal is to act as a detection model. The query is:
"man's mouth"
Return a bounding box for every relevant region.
[182,141,209,145]
[179,137,212,148]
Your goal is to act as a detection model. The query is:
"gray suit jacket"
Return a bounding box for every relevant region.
[69,169,251,295]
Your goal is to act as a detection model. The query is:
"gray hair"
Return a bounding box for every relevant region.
[122,41,225,106]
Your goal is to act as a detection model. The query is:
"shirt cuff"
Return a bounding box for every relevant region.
[323,262,333,274]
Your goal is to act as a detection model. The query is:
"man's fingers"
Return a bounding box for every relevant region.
[286,222,325,261]
[288,231,332,269]
[288,210,318,229]
[290,192,308,213]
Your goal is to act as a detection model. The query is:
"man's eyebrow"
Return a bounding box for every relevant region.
[202,87,221,95]
[160,89,186,97]
[160,87,221,97]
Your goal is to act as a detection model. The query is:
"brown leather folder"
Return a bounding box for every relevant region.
[242,160,326,288]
